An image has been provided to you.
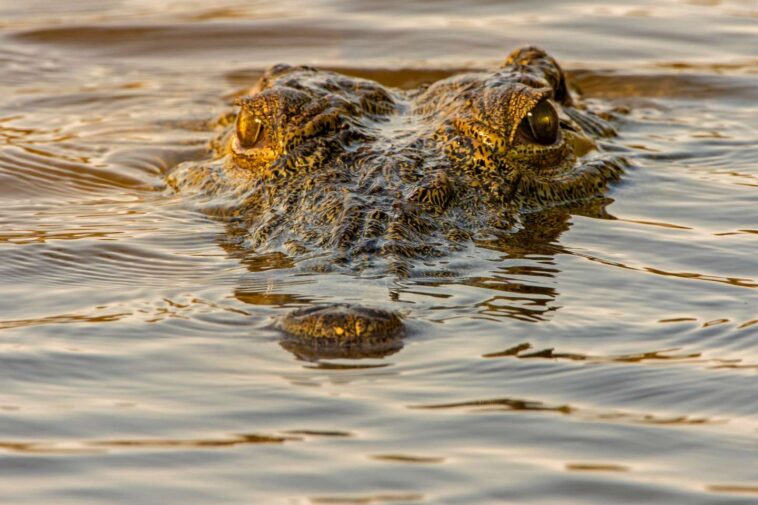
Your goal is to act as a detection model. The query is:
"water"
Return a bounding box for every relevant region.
[1,1,757,503]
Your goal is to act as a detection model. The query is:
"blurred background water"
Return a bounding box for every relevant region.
[0,1,756,503]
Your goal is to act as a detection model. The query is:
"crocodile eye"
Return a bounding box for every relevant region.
[236,110,263,149]
[526,99,559,145]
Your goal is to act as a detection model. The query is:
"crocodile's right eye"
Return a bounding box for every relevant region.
[236,110,263,149]
[526,99,558,145]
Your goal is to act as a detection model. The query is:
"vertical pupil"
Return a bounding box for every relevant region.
[236,112,262,148]
[527,99,558,145]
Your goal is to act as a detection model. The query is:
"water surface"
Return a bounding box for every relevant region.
[0,1,756,503]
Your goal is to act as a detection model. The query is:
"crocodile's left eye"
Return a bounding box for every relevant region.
[236,110,263,149]
[526,99,559,145]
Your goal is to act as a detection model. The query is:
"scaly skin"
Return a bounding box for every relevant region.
[168,47,626,357]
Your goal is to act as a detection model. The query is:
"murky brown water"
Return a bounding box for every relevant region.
[1,0,757,503]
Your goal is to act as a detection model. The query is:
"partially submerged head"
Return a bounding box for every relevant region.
[169,46,627,359]
[178,45,626,275]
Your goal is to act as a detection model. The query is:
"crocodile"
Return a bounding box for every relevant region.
[168,46,625,359]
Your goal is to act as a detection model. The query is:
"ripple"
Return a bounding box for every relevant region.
[574,250,757,289]
[0,433,297,455]
[310,494,425,505]
[0,146,150,197]
[89,433,296,449]
[284,430,353,438]
[0,47,65,86]
[12,22,376,60]
[707,485,758,495]
[371,454,445,464]
[482,343,703,365]
[0,238,226,288]
[563,346,758,372]
[410,397,722,427]
[0,310,130,331]
[566,463,630,472]
[569,70,758,101]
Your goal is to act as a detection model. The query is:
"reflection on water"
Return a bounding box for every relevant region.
[0,0,757,504]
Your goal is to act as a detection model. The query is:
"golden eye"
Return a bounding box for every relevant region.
[236,110,263,149]
[526,99,559,145]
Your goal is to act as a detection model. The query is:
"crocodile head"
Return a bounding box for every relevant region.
[168,46,626,358]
